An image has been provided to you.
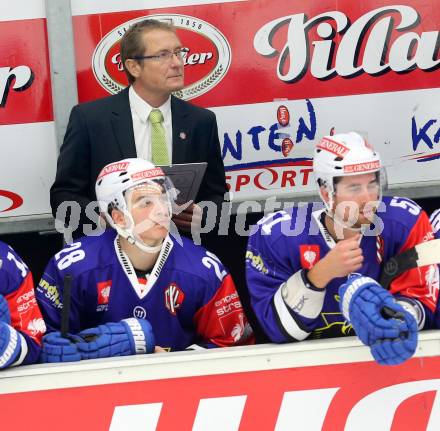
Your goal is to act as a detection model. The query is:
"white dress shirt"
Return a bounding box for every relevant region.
[129,86,173,162]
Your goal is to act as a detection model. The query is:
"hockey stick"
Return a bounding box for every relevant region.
[60,274,72,338]
[380,239,440,289]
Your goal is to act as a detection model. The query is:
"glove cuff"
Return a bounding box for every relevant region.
[339,275,375,321]
[121,318,155,355]
[0,294,11,324]
[0,323,21,368]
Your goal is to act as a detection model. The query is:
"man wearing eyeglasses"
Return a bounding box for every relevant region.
[50,19,228,243]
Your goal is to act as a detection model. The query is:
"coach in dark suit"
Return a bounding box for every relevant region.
[50,19,227,240]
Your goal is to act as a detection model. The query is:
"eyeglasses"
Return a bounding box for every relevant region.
[132,47,189,63]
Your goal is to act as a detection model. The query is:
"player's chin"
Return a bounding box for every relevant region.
[138,223,169,237]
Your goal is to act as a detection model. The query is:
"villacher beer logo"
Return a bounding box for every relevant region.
[92,14,231,100]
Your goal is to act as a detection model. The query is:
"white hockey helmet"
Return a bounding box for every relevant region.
[95,158,175,253]
[313,132,383,212]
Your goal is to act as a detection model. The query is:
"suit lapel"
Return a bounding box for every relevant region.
[110,88,137,158]
[171,96,190,164]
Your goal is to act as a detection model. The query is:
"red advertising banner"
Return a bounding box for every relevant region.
[72,0,440,108]
[1,356,440,430]
[0,18,53,125]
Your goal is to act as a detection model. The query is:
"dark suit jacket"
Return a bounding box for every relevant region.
[50,88,227,235]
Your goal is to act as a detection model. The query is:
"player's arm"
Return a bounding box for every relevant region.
[0,250,46,367]
[245,212,331,343]
[192,251,254,348]
[429,208,440,237]
[35,243,84,334]
[388,209,438,328]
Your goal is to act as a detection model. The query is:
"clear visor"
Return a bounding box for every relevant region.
[327,168,386,233]
[125,177,175,211]
[123,177,176,234]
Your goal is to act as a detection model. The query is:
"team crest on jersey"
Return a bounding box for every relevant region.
[97,280,111,311]
[164,283,185,315]
[300,245,320,269]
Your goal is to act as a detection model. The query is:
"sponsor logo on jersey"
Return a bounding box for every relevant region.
[425,264,439,304]
[317,137,349,158]
[300,245,320,269]
[37,279,62,309]
[96,280,111,311]
[215,291,242,317]
[133,306,147,319]
[164,283,185,315]
[245,250,268,274]
[27,318,46,336]
[423,231,435,242]
[92,14,231,100]
[343,160,380,174]
[230,312,253,342]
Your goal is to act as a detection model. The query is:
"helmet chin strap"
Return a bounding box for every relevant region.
[112,210,164,254]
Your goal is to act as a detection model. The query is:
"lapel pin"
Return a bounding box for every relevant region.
[179,132,187,140]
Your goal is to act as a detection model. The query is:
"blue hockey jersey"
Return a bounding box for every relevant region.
[429,209,440,328]
[246,196,439,343]
[0,241,45,365]
[37,230,253,351]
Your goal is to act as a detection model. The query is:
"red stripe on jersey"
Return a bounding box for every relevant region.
[389,211,439,312]
[5,272,45,345]
[193,274,254,347]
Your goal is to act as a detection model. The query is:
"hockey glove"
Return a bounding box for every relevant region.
[40,331,82,363]
[76,318,155,360]
[0,294,10,324]
[0,321,22,369]
[339,274,418,365]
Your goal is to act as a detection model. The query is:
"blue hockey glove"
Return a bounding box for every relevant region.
[339,274,418,365]
[0,294,10,324]
[0,321,22,369]
[40,331,82,363]
[76,318,155,360]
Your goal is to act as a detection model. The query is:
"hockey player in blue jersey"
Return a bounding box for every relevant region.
[429,209,440,328]
[430,209,440,238]
[0,241,46,368]
[246,132,439,365]
[37,158,253,362]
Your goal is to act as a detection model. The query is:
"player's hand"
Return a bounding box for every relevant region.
[172,203,202,233]
[339,274,418,365]
[0,294,11,324]
[76,318,155,360]
[308,234,363,288]
[0,321,22,368]
[154,346,167,353]
[40,331,82,363]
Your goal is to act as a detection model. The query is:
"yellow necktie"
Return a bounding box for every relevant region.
[149,109,170,166]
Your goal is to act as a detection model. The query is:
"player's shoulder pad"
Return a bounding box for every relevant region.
[47,230,116,277]
[0,241,29,290]
[380,196,424,225]
[170,236,227,281]
[250,203,316,244]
